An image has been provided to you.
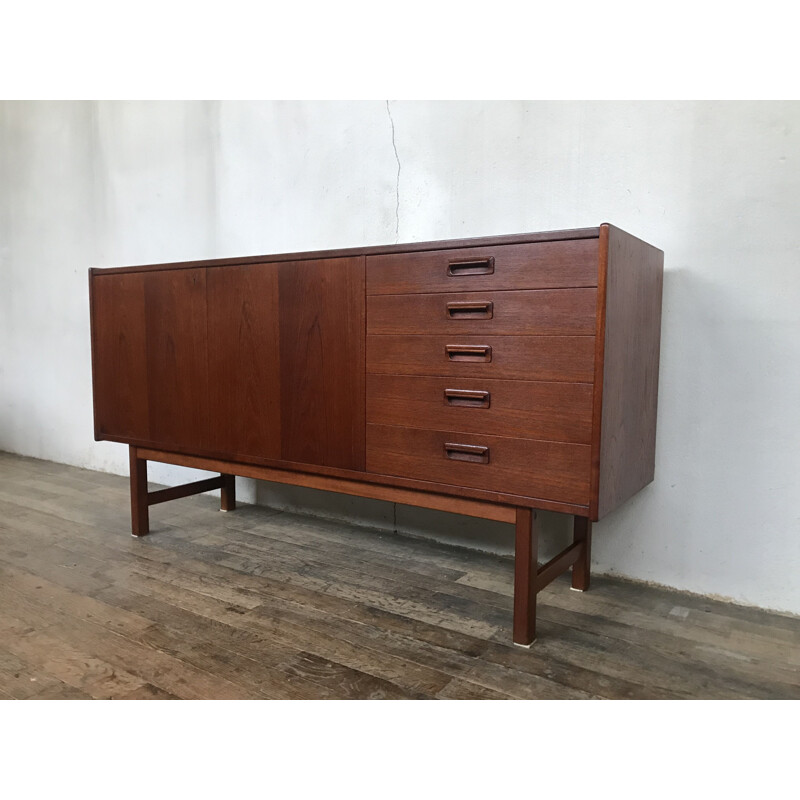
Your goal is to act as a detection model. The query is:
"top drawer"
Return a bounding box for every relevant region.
[366,239,599,295]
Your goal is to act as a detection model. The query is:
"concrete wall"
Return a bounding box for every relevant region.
[2,100,799,613]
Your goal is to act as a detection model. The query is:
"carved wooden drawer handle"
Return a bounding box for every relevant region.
[445,344,492,362]
[447,257,495,276]
[444,389,491,408]
[444,442,490,464]
[446,301,493,320]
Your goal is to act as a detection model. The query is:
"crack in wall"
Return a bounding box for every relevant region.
[386,100,400,243]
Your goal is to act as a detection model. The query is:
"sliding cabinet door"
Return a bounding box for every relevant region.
[143,268,210,451]
[91,272,149,441]
[278,257,365,471]
[92,257,365,470]
[206,263,282,460]
[92,268,208,450]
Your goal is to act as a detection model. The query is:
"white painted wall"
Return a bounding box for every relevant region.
[2,101,799,614]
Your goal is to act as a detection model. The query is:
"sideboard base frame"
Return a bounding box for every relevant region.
[128,445,592,646]
[128,446,236,537]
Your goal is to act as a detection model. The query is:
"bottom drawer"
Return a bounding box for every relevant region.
[366,424,591,505]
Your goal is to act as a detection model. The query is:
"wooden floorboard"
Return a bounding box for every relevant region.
[1,450,799,699]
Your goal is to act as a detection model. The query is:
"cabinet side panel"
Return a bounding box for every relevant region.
[597,225,664,519]
[279,256,366,471]
[91,273,149,440]
[144,268,210,450]
[206,264,282,459]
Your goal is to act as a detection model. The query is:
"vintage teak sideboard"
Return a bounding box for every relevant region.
[89,224,664,645]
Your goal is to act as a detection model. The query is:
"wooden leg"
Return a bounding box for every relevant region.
[129,449,235,534]
[513,507,539,646]
[220,474,236,511]
[129,446,149,537]
[571,516,592,591]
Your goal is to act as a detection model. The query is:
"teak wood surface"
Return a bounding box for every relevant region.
[365,238,599,294]
[206,263,282,460]
[366,334,596,383]
[366,374,594,444]
[89,225,664,645]
[367,289,598,336]
[365,425,591,506]
[277,257,365,471]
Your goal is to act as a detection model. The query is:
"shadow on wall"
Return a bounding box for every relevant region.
[592,261,800,599]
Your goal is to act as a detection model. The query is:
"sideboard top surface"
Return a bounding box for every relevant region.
[90,226,606,276]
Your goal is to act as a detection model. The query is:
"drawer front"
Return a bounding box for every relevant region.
[367,335,595,383]
[368,290,597,336]
[366,239,599,295]
[367,374,593,444]
[366,424,591,505]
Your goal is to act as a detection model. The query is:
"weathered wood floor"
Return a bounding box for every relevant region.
[1,451,798,700]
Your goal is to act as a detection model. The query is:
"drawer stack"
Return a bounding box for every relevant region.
[365,239,600,505]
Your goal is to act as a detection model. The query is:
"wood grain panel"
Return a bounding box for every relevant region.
[595,224,664,519]
[367,289,597,336]
[90,273,149,441]
[144,269,209,450]
[366,424,591,505]
[206,264,281,459]
[367,374,593,444]
[278,257,365,470]
[366,239,599,294]
[367,334,595,383]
